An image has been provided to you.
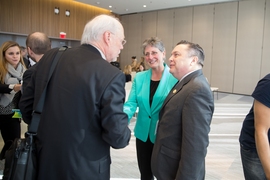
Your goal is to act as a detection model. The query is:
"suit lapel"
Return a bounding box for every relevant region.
[160,70,203,111]
[141,70,152,116]
[151,65,172,112]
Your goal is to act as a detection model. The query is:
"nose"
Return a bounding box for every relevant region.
[120,43,124,50]
[169,55,173,62]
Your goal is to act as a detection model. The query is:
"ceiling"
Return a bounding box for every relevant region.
[75,0,241,15]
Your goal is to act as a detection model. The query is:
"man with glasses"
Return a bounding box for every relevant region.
[151,40,214,180]
[20,14,131,180]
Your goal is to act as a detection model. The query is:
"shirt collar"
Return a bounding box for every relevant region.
[179,69,199,82]
[91,44,106,60]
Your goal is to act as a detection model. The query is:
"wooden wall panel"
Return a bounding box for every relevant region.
[0,0,13,32]
[0,0,111,39]
[30,0,41,32]
[211,2,238,93]
[58,0,71,38]
[192,4,214,82]
[119,14,143,70]
[39,0,58,36]
[261,0,270,78]
[141,12,157,41]
[119,15,130,70]
[10,0,31,34]
[173,7,193,45]
[157,9,174,54]
[233,0,265,94]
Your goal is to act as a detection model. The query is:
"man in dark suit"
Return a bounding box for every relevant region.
[151,40,214,180]
[20,46,30,68]
[19,14,131,180]
[21,32,51,93]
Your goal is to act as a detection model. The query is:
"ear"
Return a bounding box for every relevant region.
[27,47,33,55]
[103,31,111,45]
[162,50,166,59]
[190,56,199,66]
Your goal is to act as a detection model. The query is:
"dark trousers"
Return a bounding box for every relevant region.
[0,114,21,160]
[136,137,154,180]
[240,144,267,180]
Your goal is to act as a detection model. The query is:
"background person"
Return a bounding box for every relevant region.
[135,57,145,72]
[0,41,26,160]
[21,32,51,93]
[123,65,132,82]
[137,62,145,72]
[239,73,270,180]
[151,40,214,180]
[124,37,177,180]
[20,46,30,68]
[19,14,131,180]
[130,56,137,72]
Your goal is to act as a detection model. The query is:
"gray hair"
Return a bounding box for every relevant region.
[81,14,122,44]
[142,37,165,55]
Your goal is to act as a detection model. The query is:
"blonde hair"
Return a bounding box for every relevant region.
[123,65,132,75]
[0,41,25,83]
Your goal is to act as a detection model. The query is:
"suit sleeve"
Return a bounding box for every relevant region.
[19,49,58,124]
[176,86,214,179]
[0,83,12,94]
[123,77,138,122]
[19,68,35,124]
[100,72,131,149]
[21,67,33,94]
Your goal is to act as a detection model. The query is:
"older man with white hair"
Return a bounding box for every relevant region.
[19,14,131,180]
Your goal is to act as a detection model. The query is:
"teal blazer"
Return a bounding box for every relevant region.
[124,64,177,143]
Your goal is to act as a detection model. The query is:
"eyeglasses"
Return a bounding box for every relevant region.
[121,39,127,46]
[144,51,158,57]
[110,32,127,45]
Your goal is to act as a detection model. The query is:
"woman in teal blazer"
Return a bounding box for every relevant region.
[124,37,177,180]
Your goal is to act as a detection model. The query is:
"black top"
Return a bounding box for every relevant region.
[239,73,270,150]
[125,74,131,82]
[150,80,160,107]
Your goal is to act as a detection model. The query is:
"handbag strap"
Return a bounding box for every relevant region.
[28,46,68,134]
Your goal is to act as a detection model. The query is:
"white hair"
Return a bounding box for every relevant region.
[81,14,122,44]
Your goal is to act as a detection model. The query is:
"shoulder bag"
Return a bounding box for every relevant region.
[2,46,68,180]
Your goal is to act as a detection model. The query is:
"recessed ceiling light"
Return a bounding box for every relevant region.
[143,5,147,8]
[96,2,100,4]
[126,9,129,11]
[109,5,112,8]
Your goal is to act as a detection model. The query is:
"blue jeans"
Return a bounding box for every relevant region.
[240,144,266,180]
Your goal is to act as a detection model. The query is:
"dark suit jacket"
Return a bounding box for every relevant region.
[151,69,214,180]
[19,44,131,180]
[23,57,31,69]
[21,64,36,94]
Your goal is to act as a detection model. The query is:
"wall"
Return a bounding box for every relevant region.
[120,0,270,95]
[0,0,111,39]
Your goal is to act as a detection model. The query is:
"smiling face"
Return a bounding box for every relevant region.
[4,46,21,68]
[169,44,199,80]
[144,45,165,70]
